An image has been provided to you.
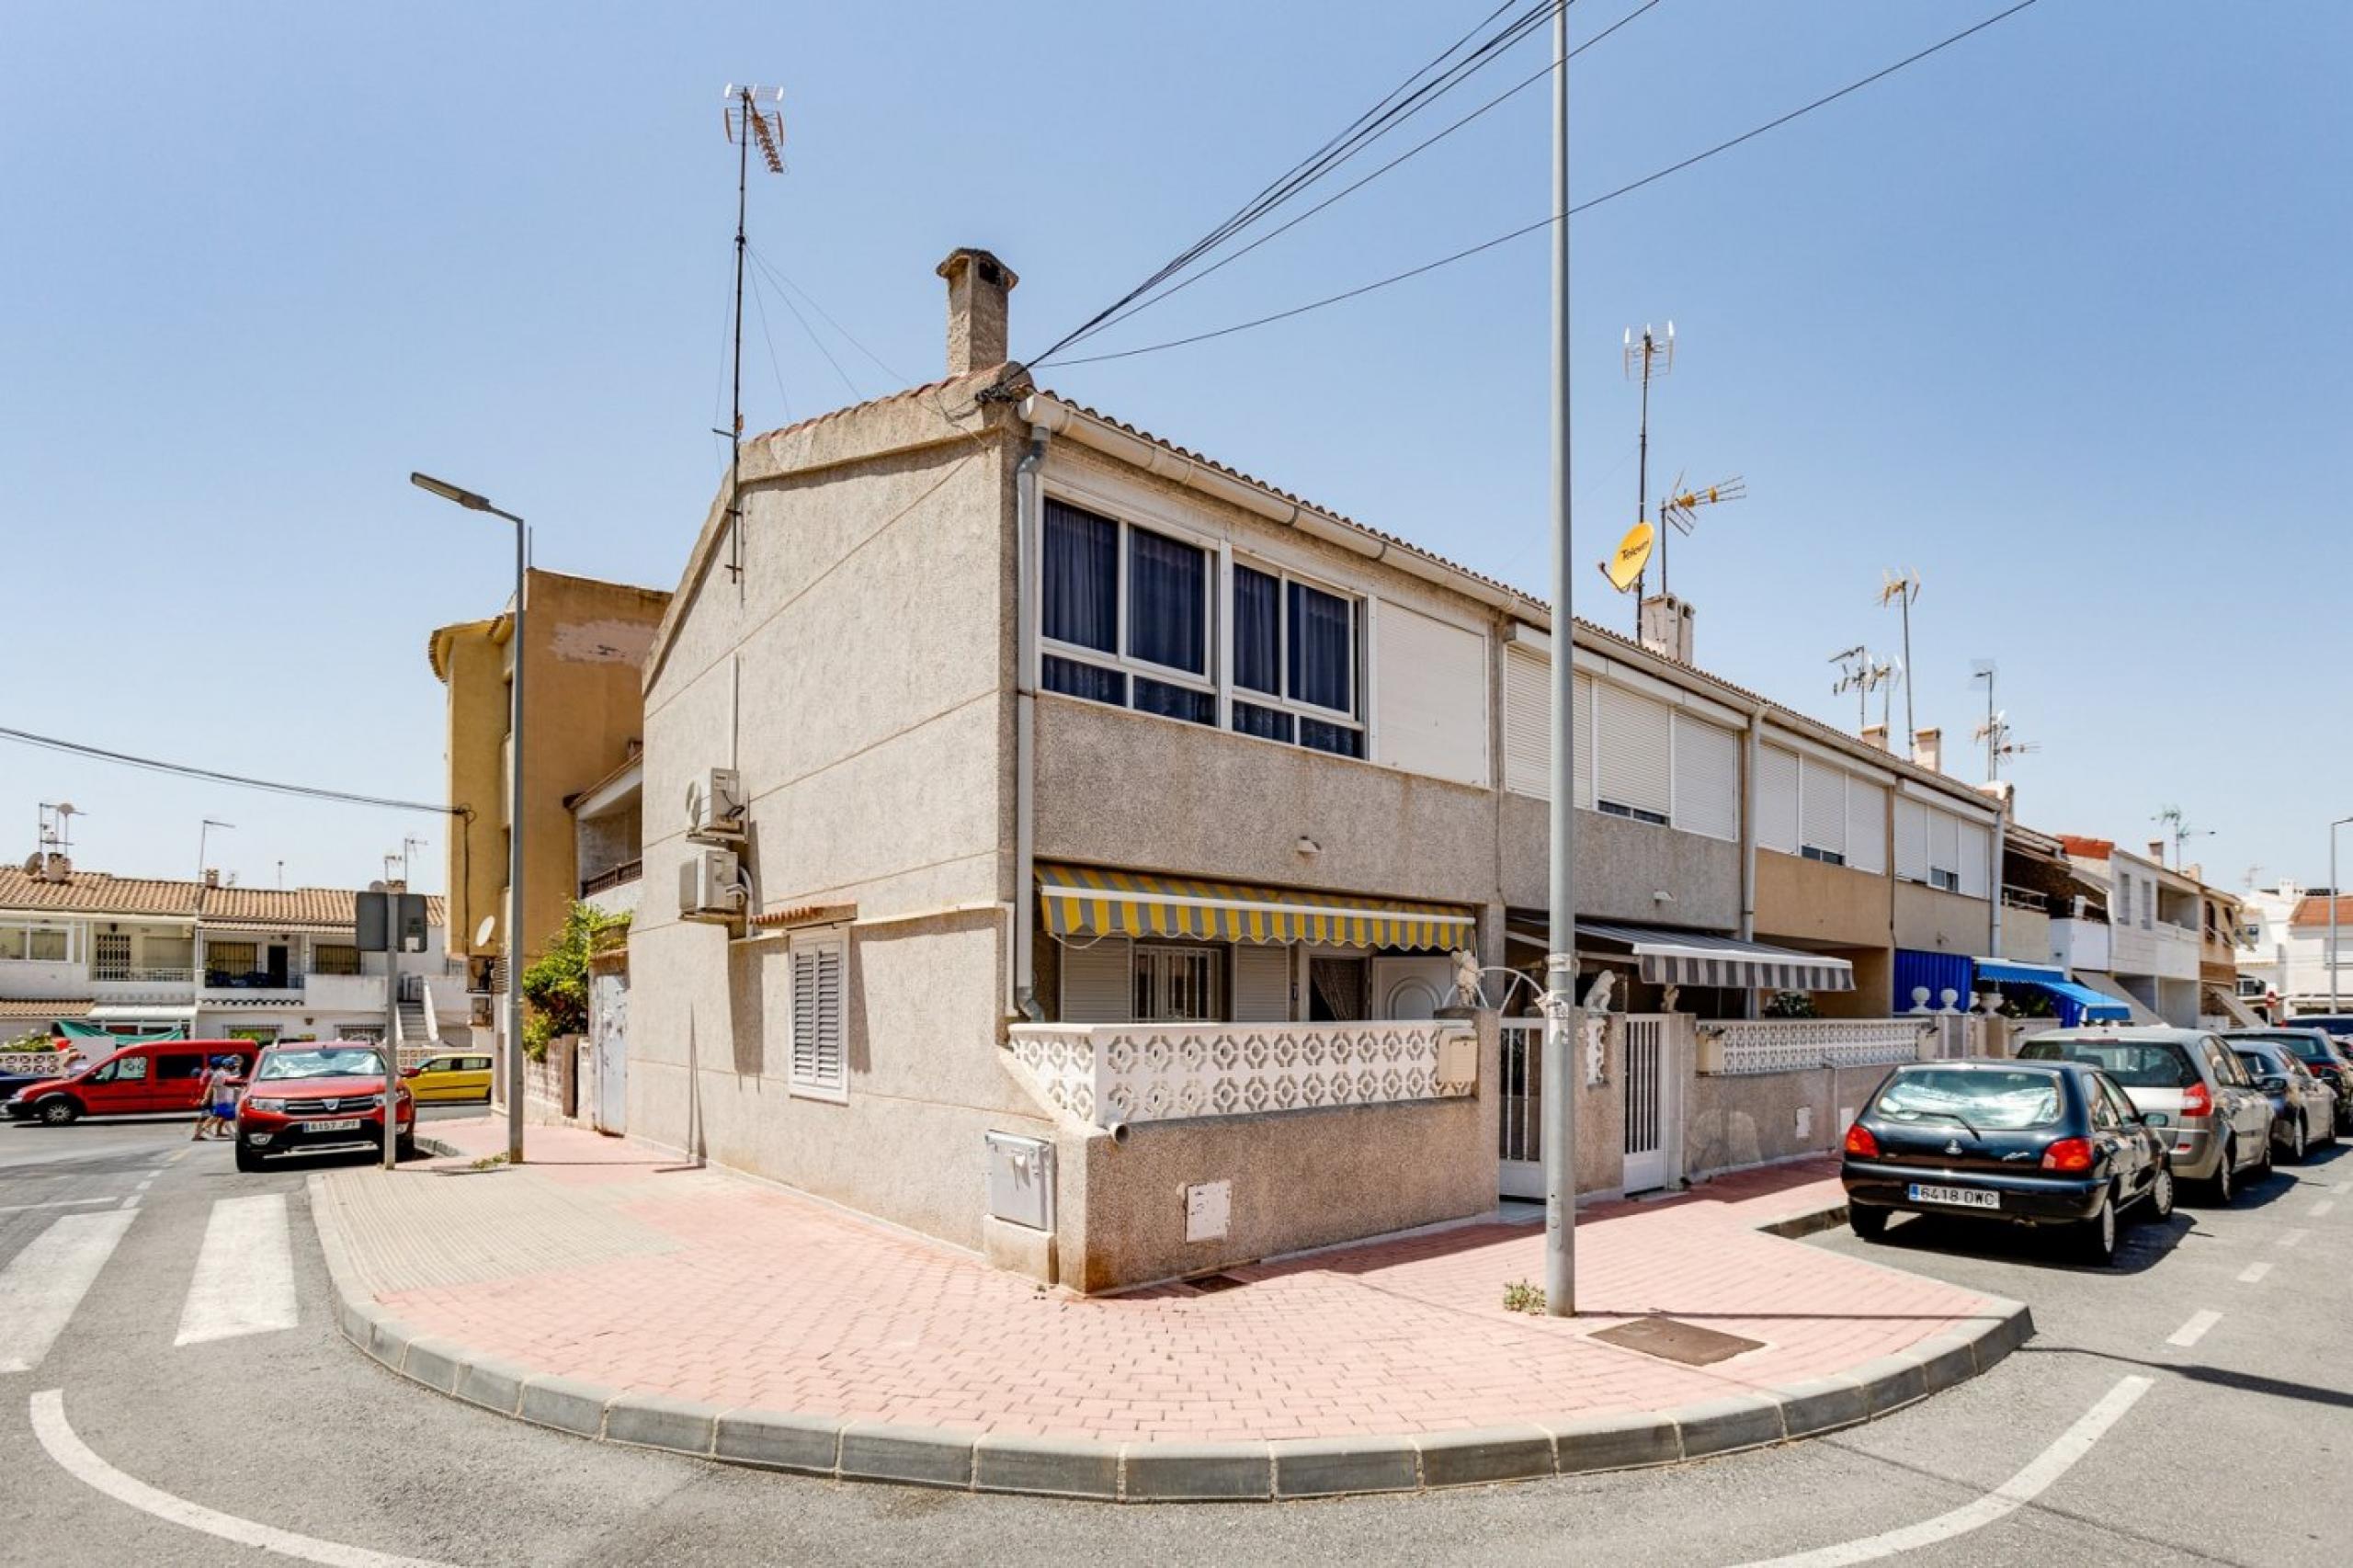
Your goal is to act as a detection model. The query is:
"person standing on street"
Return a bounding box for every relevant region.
[193,1056,238,1141]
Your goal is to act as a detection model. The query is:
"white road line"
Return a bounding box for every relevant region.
[0,1198,117,1214]
[2166,1310,2222,1349]
[1731,1375,2154,1568]
[2238,1261,2274,1285]
[2278,1228,2310,1249]
[0,1210,136,1374]
[2312,1199,2336,1219]
[31,1389,465,1568]
[175,1194,298,1346]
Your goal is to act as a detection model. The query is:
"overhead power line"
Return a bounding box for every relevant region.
[0,725,462,818]
[1040,0,2043,370]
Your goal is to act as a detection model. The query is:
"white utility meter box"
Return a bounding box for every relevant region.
[984,1131,1055,1232]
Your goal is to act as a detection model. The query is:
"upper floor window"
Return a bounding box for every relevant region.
[0,923,71,963]
[1040,500,1214,727]
[1230,562,1363,758]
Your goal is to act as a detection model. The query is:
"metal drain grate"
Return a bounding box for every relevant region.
[1590,1316,1764,1366]
[1185,1273,1250,1294]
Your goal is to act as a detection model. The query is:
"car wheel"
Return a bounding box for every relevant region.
[233,1144,264,1174]
[35,1097,79,1127]
[2143,1163,2176,1222]
[2213,1142,2235,1204]
[2255,1133,2275,1181]
[395,1133,417,1160]
[2290,1117,2309,1164]
[1848,1204,1890,1242]
[2080,1191,2120,1265]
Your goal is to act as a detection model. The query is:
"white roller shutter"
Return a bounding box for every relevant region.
[1060,937,1132,1023]
[1895,798,1931,882]
[1958,820,1991,900]
[1671,715,1738,841]
[1503,643,1549,799]
[1232,944,1291,1022]
[1572,669,1594,811]
[1846,778,1888,875]
[1758,745,1800,854]
[789,934,847,1101]
[1801,758,1847,859]
[1931,809,1961,884]
[1596,681,1672,819]
[1372,601,1489,787]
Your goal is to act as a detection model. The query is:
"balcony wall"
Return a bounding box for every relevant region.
[2000,903,2054,967]
[0,960,93,1001]
[1498,792,1741,929]
[1893,881,1993,960]
[2052,916,2112,973]
[302,973,388,1012]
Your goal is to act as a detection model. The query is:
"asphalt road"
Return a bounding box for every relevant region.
[2,1112,2346,1566]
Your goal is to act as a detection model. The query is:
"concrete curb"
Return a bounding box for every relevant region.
[308,1182,2031,1503]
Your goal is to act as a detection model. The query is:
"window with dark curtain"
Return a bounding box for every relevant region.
[1042,654,1126,708]
[1134,677,1213,726]
[1232,564,1280,694]
[1232,701,1293,743]
[1287,580,1354,713]
[1126,527,1205,674]
[1042,501,1118,653]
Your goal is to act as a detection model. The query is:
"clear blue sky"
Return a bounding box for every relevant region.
[5,1,2347,897]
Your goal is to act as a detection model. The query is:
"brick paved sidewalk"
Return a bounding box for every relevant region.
[313,1118,2010,1449]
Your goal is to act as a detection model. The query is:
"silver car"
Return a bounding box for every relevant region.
[2018,1028,2274,1200]
[2230,1040,2338,1164]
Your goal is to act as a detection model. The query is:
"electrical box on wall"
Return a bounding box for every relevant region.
[984,1131,1055,1232]
[1185,1179,1231,1243]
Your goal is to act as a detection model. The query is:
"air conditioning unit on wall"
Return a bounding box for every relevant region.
[685,767,745,843]
[678,848,745,922]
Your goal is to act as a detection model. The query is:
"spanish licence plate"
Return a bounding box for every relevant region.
[1908,1183,1997,1210]
[304,1119,364,1133]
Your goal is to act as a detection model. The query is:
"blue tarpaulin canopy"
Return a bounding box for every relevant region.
[1972,959,2131,1027]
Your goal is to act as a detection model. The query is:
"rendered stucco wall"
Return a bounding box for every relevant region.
[1893,881,1994,962]
[1498,792,1741,927]
[1754,850,1892,949]
[1683,1062,1899,1180]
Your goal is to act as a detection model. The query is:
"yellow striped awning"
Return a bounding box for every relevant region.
[1036,864,1475,951]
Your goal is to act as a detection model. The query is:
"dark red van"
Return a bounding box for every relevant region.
[3,1040,259,1125]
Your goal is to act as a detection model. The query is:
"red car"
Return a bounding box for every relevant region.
[234,1042,415,1172]
[5,1040,259,1124]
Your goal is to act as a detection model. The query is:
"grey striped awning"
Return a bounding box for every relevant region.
[1510,921,1857,993]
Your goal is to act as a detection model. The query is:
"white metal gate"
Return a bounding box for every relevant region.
[590,964,629,1135]
[1498,1021,1545,1199]
[1621,1014,1671,1192]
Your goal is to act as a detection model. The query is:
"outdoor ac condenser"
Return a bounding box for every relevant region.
[685,766,745,842]
[677,847,744,922]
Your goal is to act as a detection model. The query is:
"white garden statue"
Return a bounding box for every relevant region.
[1578,970,1614,1085]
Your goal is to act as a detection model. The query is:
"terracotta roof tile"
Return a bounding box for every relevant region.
[2291,894,2353,930]
[0,869,443,928]
[2059,835,2116,861]
[1,998,92,1020]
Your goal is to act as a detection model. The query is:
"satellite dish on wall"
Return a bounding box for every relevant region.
[474,915,497,948]
[1603,521,1654,594]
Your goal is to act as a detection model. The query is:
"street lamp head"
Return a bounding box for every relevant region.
[410,472,494,512]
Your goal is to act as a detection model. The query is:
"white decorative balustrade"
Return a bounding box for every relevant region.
[1006,1020,1475,1129]
[1696,1017,1932,1076]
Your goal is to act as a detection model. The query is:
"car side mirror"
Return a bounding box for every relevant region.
[400,1066,419,1078]
[2258,1076,2288,1093]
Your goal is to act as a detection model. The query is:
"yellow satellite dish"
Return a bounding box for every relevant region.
[1605,520,1654,593]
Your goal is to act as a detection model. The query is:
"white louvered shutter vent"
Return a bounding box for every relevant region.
[1958,821,1992,900]
[1231,944,1291,1023]
[1758,746,1801,854]
[1596,683,1672,819]
[1059,937,1132,1023]
[1572,669,1595,810]
[1670,715,1739,841]
[1846,778,1888,875]
[790,937,847,1097]
[1503,644,1550,800]
[1931,809,1961,882]
[1895,798,1931,882]
[1800,758,1847,858]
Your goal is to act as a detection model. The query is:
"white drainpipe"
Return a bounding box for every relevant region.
[1012,425,1051,1019]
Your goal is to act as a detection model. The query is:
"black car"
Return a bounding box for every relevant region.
[2232,1027,2353,1132]
[1842,1059,2174,1264]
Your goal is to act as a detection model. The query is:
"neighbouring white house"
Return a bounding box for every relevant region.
[2238,881,2353,1017]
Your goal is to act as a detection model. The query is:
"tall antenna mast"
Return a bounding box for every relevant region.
[1621,322,1674,625]
[1971,661,1997,780]
[720,84,787,586]
[1878,569,1922,751]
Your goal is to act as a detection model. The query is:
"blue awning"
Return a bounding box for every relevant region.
[1971,959,2131,1026]
[1974,959,2066,985]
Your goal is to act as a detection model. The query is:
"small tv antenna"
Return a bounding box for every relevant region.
[1829,646,1893,732]
[1971,701,2038,782]
[719,84,788,586]
[1877,569,1922,749]
[1622,322,1675,619]
[2154,806,2213,869]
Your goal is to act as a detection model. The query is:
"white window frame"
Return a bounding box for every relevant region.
[1132,942,1227,1023]
[787,928,850,1105]
[1038,499,1219,715]
[0,920,78,964]
[1226,552,1366,752]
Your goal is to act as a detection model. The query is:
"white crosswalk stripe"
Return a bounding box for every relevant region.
[176,1194,298,1346]
[0,1210,137,1374]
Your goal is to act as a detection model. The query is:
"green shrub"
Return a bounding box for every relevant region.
[518,902,629,1062]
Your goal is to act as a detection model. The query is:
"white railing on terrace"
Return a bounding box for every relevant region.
[90,964,195,983]
[1697,1017,1933,1076]
[1007,1020,1475,1128]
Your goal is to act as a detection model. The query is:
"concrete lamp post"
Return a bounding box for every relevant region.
[411,471,528,1165]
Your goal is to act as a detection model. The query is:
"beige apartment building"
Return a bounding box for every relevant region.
[619,246,2027,1292]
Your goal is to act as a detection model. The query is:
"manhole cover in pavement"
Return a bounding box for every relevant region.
[1590,1316,1764,1366]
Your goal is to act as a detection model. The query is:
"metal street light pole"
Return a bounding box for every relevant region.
[2332,816,2353,1013]
[412,472,528,1165]
[1542,0,1578,1318]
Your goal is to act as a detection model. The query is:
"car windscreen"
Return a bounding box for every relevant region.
[1874,1069,2064,1131]
[2018,1039,2199,1088]
[256,1048,381,1082]
[2234,1049,2286,1079]
[2243,1032,2332,1061]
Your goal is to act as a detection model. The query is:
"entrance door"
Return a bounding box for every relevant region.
[1498,1021,1544,1199]
[590,964,629,1134]
[1370,956,1454,1020]
[1621,1014,1677,1193]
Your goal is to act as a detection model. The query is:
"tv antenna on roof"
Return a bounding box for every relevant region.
[2154,806,2213,869]
[1621,323,1674,626]
[1877,569,1922,749]
[719,84,788,587]
[1829,646,1893,733]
